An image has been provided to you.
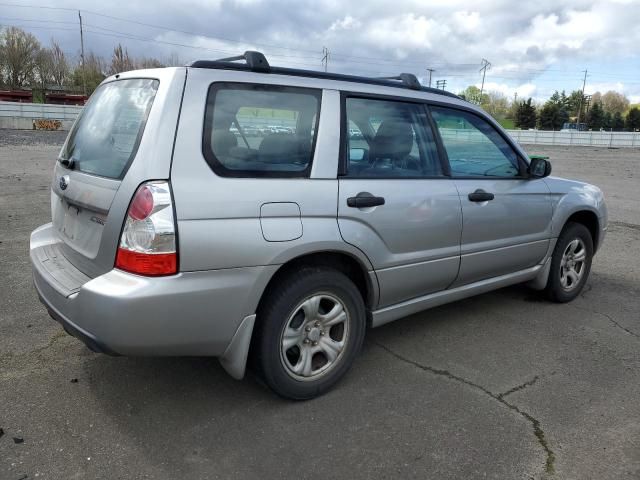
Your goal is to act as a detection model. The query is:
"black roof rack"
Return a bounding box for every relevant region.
[208,51,270,73]
[188,51,461,99]
[376,73,422,90]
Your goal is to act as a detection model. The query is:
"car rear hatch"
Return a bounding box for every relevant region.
[47,68,186,281]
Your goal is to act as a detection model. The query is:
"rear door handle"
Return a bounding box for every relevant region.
[468,189,495,202]
[347,193,385,208]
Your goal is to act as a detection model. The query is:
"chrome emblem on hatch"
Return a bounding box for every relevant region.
[59,175,69,190]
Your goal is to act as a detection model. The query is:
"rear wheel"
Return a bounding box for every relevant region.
[253,267,366,400]
[545,222,593,303]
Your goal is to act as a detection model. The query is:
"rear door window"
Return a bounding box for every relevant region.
[203,83,321,177]
[60,78,159,179]
[343,97,443,178]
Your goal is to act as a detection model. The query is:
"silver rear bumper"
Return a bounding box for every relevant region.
[31,223,276,357]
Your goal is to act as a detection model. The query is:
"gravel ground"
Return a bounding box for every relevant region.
[0,129,67,147]
[0,130,639,480]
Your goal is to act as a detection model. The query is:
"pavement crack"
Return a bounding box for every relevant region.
[498,375,540,400]
[571,304,640,340]
[609,221,640,232]
[374,341,555,475]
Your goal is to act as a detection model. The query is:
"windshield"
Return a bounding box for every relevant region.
[60,78,159,179]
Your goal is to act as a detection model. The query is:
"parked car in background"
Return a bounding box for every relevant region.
[31,52,607,399]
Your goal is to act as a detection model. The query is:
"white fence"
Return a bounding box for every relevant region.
[0,101,83,121]
[506,129,640,148]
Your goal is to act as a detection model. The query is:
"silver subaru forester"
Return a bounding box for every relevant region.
[31,52,607,399]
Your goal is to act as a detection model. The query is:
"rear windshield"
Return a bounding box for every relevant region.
[60,78,159,179]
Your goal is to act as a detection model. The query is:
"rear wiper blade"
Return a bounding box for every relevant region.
[59,158,76,169]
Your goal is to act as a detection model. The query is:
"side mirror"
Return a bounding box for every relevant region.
[528,156,552,178]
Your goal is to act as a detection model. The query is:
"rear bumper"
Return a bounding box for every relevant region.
[31,223,277,356]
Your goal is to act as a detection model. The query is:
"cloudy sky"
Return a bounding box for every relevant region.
[2,0,639,102]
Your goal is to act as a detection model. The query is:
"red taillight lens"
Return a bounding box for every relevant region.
[128,185,154,220]
[115,181,177,276]
[116,249,177,276]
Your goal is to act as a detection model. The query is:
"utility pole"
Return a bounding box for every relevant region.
[78,10,87,97]
[436,79,447,90]
[321,47,330,72]
[426,68,435,88]
[576,69,588,126]
[514,92,518,103]
[479,58,491,98]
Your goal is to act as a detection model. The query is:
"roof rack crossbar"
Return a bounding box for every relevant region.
[189,52,461,99]
[214,51,270,73]
[377,73,422,90]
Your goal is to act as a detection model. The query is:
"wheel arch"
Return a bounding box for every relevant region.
[219,249,378,380]
[256,250,378,315]
[563,209,600,250]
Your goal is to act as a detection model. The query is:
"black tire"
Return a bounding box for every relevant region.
[252,267,366,400]
[545,222,594,303]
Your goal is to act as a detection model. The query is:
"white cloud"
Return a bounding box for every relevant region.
[329,15,362,31]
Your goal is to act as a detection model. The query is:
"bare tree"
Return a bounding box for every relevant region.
[34,48,54,88]
[165,52,183,67]
[50,39,69,87]
[137,56,165,69]
[600,91,630,116]
[0,26,41,88]
[109,44,134,74]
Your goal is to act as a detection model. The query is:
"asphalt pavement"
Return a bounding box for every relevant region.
[1,132,638,479]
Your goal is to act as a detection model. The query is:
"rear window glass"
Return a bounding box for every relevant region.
[60,78,159,179]
[203,83,321,177]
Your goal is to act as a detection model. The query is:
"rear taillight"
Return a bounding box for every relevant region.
[115,181,177,276]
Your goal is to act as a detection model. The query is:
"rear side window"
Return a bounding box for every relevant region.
[203,83,321,177]
[60,79,159,179]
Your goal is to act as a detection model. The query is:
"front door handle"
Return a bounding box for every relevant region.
[347,193,386,208]
[468,189,495,202]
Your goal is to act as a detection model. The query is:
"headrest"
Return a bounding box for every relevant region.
[370,120,414,160]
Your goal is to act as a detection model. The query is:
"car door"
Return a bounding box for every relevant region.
[429,105,552,286]
[337,94,462,308]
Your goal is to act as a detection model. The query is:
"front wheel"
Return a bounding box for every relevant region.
[545,222,594,303]
[253,267,366,400]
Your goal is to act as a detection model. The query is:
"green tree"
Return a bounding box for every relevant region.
[478,91,510,124]
[587,102,605,130]
[538,102,569,130]
[566,90,584,118]
[72,51,106,95]
[602,112,613,130]
[625,107,640,131]
[612,112,624,131]
[547,90,569,108]
[514,98,537,129]
[458,85,488,105]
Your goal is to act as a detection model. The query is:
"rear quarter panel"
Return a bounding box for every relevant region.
[170,69,374,274]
